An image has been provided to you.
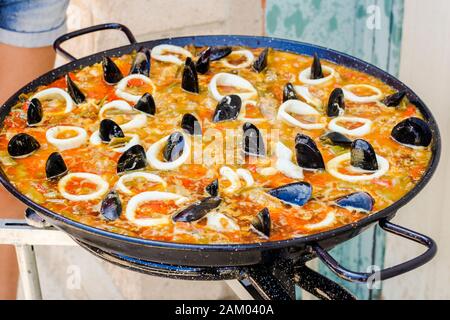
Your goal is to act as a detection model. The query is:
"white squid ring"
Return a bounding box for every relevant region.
[151,44,192,65]
[115,74,156,103]
[208,73,257,101]
[99,100,147,131]
[305,211,337,231]
[294,86,323,108]
[299,65,336,85]
[328,116,373,137]
[147,133,191,171]
[46,126,87,151]
[342,84,383,103]
[277,99,326,130]
[274,142,303,179]
[58,173,109,201]
[125,191,188,227]
[221,50,255,69]
[31,88,74,113]
[116,172,166,195]
[327,153,390,182]
[206,212,240,231]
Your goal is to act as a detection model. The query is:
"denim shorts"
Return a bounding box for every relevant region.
[0,0,69,48]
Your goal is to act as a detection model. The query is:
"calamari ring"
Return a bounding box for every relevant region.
[274,142,303,179]
[294,85,322,108]
[299,65,336,85]
[58,173,109,201]
[208,73,257,101]
[115,74,156,103]
[342,84,383,103]
[116,172,166,195]
[277,99,326,130]
[31,88,74,113]
[151,44,192,65]
[221,50,255,69]
[328,116,373,137]
[327,153,390,182]
[206,212,240,231]
[46,126,87,151]
[305,211,337,231]
[146,132,191,170]
[99,100,147,131]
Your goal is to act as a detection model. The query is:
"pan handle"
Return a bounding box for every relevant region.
[311,218,437,283]
[53,23,137,61]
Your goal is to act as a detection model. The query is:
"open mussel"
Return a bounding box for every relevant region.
[351,139,378,171]
[335,192,375,213]
[253,48,269,73]
[195,47,211,74]
[100,191,122,221]
[133,93,156,115]
[117,144,147,174]
[295,134,325,170]
[268,182,312,207]
[99,119,125,143]
[172,196,222,222]
[283,83,298,102]
[391,117,432,148]
[181,113,201,135]
[251,208,271,238]
[382,91,406,107]
[210,46,232,61]
[205,179,219,197]
[66,74,86,104]
[311,53,324,79]
[163,132,185,162]
[45,152,68,180]
[212,95,242,122]
[102,56,124,85]
[320,132,352,147]
[130,47,151,76]
[327,88,345,117]
[27,98,43,126]
[181,57,199,94]
[243,122,266,157]
[8,133,40,158]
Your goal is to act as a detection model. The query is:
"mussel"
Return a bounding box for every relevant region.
[212,95,242,122]
[163,132,185,162]
[181,57,199,94]
[210,46,232,61]
[66,74,86,104]
[251,208,271,238]
[45,152,68,180]
[117,144,147,174]
[172,196,222,222]
[102,56,124,85]
[283,83,298,102]
[130,47,151,76]
[310,53,324,80]
[181,113,201,135]
[243,122,266,157]
[268,182,312,207]
[205,179,219,197]
[295,134,325,170]
[320,131,352,147]
[253,48,269,73]
[382,91,406,107]
[335,192,375,213]
[351,139,378,171]
[27,98,43,126]
[100,191,122,221]
[8,133,40,158]
[99,119,125,143]
[327,88,345,117]
[133,93,156,115]
[195,47,211,74]
[391,117,432,147]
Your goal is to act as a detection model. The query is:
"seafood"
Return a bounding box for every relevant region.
[295,134,325,171]
[335,192,375,213]
[102,56,123,84]
[45,152,68,180]
[252,48,269,72]
[117,144,147,174]
[382,91,406,107]
[181,113,201,135]
[391,117,432,148]
[251,208,271,238]
[212,95,242,122]
[327,88,345,117]
[66,74,86,104]
[100,191,122,221]
[133,93,156,116]
[242,122,266,157]
[172,197,222,222]
[182,57,199,94]
[130,47,151,76]
[7,133,40,158]
[195,47,211,74]
[26,98,43,126]
[268,182,313,207]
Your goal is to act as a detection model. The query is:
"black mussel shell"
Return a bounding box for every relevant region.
[66,74,86,104]
[163,132,185,162]
[133,93,156,115]
[351,139,378,171]
[335,192,375,213]
[212,95,242,122]
[100,191,122,221]
[391,117,432,147]
[182,57,199,94]
[320,132,353,147]
[283,83,298,102]
[117,145,147,174]
[210,46,232,61]
[268,182,312,207]
[251,208,271,238]
[243,122,266,157]
[205,179,219,197]
[45,152,68,180]
[181,113,201,135]
[8,133,40,158]
[27,98,43,126]
[130,47,151,76]
[172,196,222,222]
[327,88,345,117]
[195,47,211,74]
[253,48,269,73]
[295,134,325,170]
[310,53,324,80]
[102,56,124,85]
[382,91,406,107]
[99,119,125,143]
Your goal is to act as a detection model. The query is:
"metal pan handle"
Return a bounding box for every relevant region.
[311,218,437,283]
[53,23,137,61]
